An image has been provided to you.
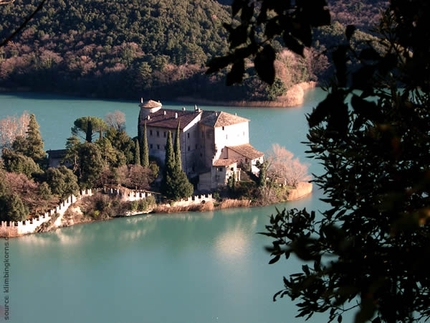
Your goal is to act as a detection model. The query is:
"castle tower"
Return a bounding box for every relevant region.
[138,98,162,139]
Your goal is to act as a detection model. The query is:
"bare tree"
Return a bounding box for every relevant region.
[0,112,30,150]
[105,111,126,131]
[266,143,311,188]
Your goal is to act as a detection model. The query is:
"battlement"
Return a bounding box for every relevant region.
[103,187,154,202]
[174,194,214,207]
[0,191,98,237]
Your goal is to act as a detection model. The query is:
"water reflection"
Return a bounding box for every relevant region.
[2,89,337,323]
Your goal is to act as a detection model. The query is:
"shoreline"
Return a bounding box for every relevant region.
[0,82,317,108]
[0,182,313,239]
[176,82,317,108]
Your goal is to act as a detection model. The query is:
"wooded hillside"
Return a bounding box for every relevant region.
[0,0,388,101]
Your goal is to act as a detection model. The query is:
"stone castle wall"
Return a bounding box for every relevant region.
[0,189,94,238]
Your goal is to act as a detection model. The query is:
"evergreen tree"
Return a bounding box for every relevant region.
[11,114,46,166]
[163,131,176,180]
[78,142,105,189]
[46,166,80,199]
[72,116,107,143]
[160,131,193,200]
[63,135,81,172]
[140,121,149,168]
[0,169,28,221]
[26,114,45,163]
[174,121,182,170]
[1,148,42,178]
[134,138,141,166]
[0,193,28,222]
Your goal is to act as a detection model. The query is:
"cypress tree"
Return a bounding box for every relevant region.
[174,121,182,170]
[160,131,175,197]
[160,130,193,200]
[164,131,176,176]
[86,119,93,143]
[141,121,149,168]
[134,138,141,166]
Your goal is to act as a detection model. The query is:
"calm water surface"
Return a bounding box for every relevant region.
[0,90,336,323]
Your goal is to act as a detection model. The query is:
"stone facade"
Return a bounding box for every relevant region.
[138,100,264,191]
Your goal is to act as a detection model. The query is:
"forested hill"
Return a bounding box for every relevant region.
[0,0,388,102]
[0,0,231,99]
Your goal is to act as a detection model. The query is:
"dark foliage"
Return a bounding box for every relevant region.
[258,1,430,323]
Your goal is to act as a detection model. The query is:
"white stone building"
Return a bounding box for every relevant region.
[138,99,263,191]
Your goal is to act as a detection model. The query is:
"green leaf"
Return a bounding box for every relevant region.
[254,45,276,85]
[351,94,382,123]
[232,0,245,17]
[229,24,249,48]
[332,45,349,87]
[359,47,381,61]
[206,55,234,74]
[240,2,254,23]
[291,23,312,48]
[265,17,282,39]
[269,254,281,264]
[226,59,245,85]
[283,32,304,56]
[345,25,356,41]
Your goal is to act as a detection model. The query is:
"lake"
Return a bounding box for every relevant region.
[0,90,335,323]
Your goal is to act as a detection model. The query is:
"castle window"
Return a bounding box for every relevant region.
[150,144,153,149]
[188,146,190,151]
[157,144,160,149]
[218,168,223,172]
[157,131,159,137]
[222,126,225,130]
[164,131,166,138]
[187,133,190,139]
[150,130,153,136]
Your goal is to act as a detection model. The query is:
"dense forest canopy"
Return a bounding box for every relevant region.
[0,0,388,101]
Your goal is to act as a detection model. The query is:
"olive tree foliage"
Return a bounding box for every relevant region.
[246,1,430,323]
[206,0,330,85]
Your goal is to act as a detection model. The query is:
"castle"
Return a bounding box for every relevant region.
[138,99,264,191]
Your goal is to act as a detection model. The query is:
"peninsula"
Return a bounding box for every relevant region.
[0,100,312,238]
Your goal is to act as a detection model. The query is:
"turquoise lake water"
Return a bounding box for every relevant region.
[0,89,339,323]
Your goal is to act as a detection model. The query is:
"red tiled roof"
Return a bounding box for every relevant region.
[227,144,264,160]
[200,111,249,127]
[213,159,237,167]
[140,109,201,130]
[140,100,162,108]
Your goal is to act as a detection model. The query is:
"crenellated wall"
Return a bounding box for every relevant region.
[102,187,154,202]
[0,189,95,238]
[173,194,214,207]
